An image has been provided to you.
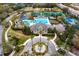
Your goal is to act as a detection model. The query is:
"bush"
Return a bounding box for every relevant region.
[48,28,54,33]
[57,48,66,55]
[22,26,33,35]
[4,44,13,56]
[14,46,20,52]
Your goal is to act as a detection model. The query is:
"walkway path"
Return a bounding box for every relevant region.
[5,20,12,43]
[50,33,58,50]
[4,13,18,56]
[5,13,18,43]
[9,50,15,56]
[19,38,31,56]
[0,13,18,56]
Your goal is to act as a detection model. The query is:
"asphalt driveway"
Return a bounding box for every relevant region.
[0,25,3,56]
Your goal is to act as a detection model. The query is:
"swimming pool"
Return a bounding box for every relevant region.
[64,17,77,25]
[73,25,79,28]
[21,12,79,28]
[22,17,50,27]
[21,11,64,27]
[34,17,49,24]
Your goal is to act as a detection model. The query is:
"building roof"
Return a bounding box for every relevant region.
[55,24,65,32]
[30,23,48,34]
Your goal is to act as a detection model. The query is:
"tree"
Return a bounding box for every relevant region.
[48,28,54,33]
[22,26,33,35]
[14,46,20,52]
[64,27,76,48]
[4,44,13,56]
[12,36,19,46]
[58,26,76,46]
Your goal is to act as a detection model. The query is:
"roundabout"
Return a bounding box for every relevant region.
[32,42,48,55]
[20,34,57,56]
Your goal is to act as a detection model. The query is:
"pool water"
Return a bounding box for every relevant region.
[22,17,50,26]
[34,17,48,24]
[64,17,77,25]
[74,25,79,28]
[64,17,79,28]
[21,12,79,28]
[22,19,33,26]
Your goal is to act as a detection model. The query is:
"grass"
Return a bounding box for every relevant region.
[13,45,24,56]
[1,19,7,25]
[2,28,12,55]
[47,35,53,40]
[8,28,36,45]
[2,12,35,47]
[2,28,7,50]
[8,29,31,45]
[11,15,19,22]
[42,34,54,40]
[55,37,64,47]
[1,13,20,55]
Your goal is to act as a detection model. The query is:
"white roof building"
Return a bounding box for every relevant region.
[55,24,65,33]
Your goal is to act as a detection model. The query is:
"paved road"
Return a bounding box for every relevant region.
[0,25,4,56]
[19,34,57,56]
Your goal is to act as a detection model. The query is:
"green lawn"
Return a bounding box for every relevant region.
[2,28,6,50]
[8,29,31,45]
[2,28,13,55]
